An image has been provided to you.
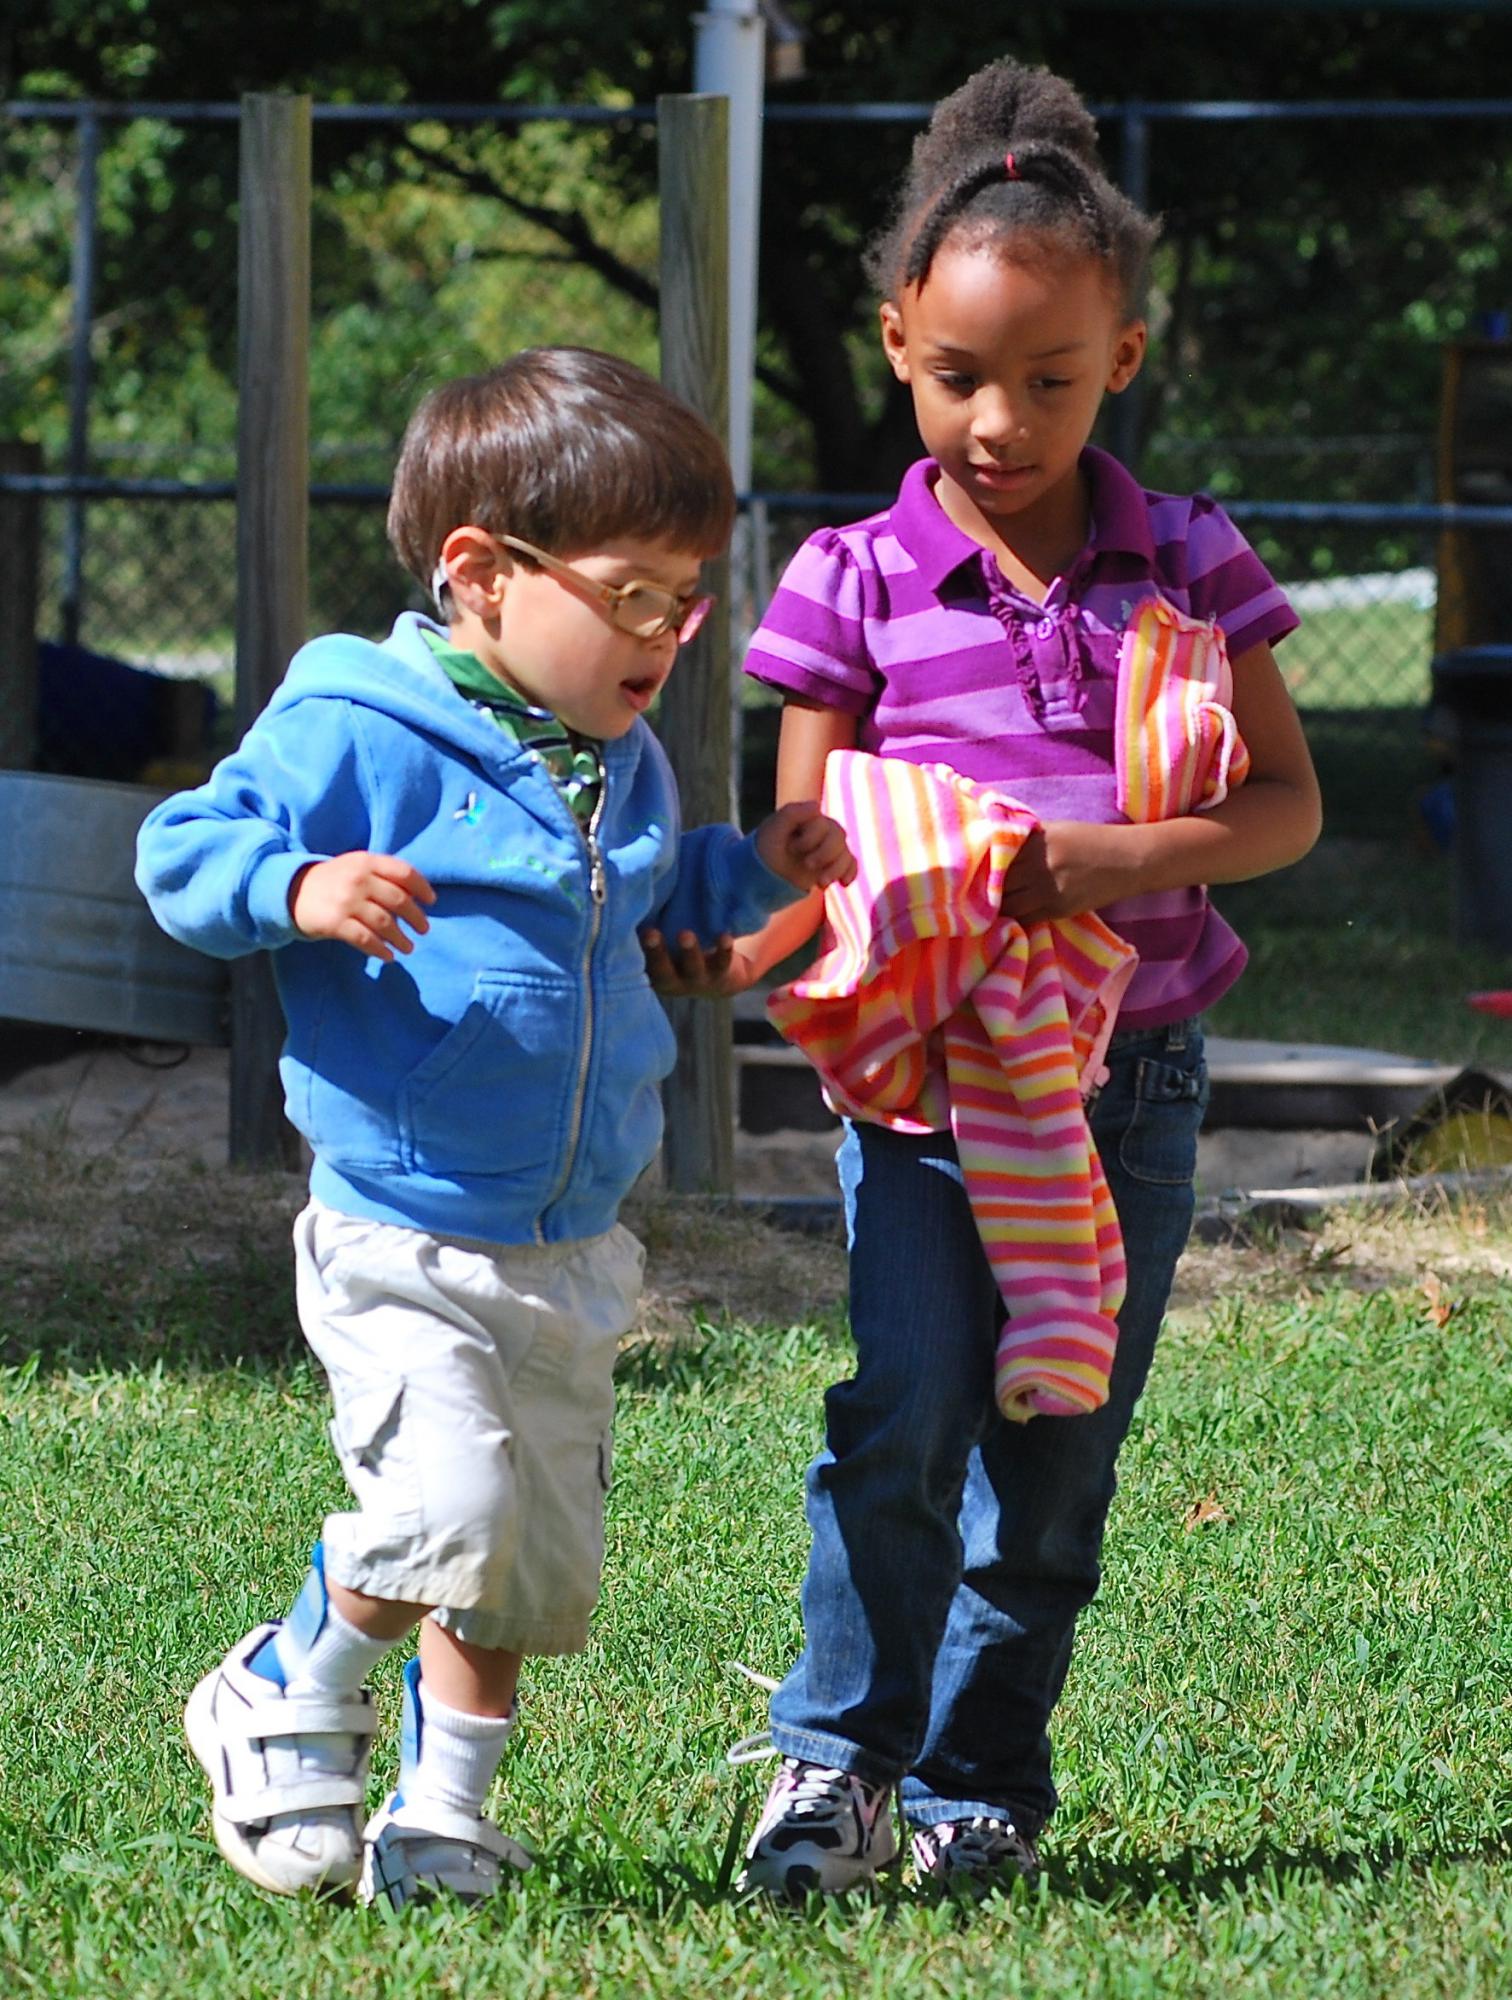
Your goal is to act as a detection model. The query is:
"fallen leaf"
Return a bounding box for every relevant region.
[1420,1271,1456,1327]
[1184,1493,1231,1530]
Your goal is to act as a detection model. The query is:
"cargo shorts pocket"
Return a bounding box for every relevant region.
[327,1376,422,1535]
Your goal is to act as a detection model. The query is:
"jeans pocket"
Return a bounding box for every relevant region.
[1118,1052,1210,1188]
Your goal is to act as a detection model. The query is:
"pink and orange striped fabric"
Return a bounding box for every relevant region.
[1114,595,1251,823]
[768,751,1137,1423]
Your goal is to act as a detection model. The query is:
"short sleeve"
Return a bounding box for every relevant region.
[742,529,882,716]
[1183,495,1300,659]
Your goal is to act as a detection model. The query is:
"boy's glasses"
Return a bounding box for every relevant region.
[496,534,715,645]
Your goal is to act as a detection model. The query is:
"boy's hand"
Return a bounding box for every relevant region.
[289,852,437,962]
[641,929,749,998]
[754,801,856,893]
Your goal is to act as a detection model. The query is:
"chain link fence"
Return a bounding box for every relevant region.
[3,97,1511,847]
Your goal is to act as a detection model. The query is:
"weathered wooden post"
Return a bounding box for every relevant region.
[657,92,735,1196]
[231,94,310,1169]
[0,442,42,772]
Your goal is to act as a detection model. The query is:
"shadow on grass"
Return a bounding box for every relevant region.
[0,1241,304,1377]
[1046,1829,1512,1910]
[1,1271,852,1388]
[612,1311,848,1398]
[471,1815,1512,1927]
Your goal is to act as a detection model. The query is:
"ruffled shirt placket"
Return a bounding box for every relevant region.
[982,554,1096,725]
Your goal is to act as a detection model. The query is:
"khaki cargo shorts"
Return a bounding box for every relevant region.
[293,1200,644,1656]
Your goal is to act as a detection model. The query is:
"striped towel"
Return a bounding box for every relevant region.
[1114,596,1250,822]
[769,751,1137,1423]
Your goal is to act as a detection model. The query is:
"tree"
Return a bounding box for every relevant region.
[5,1,1512,507]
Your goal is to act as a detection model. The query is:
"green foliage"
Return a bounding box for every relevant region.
[7,5,1512,512]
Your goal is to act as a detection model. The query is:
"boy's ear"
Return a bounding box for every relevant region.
[438,525,507,612]
[1106,319,1148,395]
[880,299,911,383]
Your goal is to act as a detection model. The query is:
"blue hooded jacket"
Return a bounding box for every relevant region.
[135,613,797,1244]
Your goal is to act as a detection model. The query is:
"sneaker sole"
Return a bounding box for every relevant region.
[184,1674,362,1900]
[738,1832,899,1898]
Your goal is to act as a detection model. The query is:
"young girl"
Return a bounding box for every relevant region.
[646,56,1321,1896]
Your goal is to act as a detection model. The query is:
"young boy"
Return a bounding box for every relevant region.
[135,346,852,1909]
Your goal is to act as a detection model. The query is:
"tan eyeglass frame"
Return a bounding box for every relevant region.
[494,534,714,643]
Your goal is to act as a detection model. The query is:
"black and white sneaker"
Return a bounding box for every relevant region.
[910,1815,1039,1894]
[737,1757,897,1896]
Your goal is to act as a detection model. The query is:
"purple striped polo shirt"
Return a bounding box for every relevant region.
[743,447,1299,1029]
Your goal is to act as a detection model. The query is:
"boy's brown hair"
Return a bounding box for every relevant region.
[387,347,736,594]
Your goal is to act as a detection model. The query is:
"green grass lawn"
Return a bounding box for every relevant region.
[1,1153,1510,1997]
[1208,835,1512,1064]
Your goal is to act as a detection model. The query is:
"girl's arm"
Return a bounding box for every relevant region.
[643,697,860,997]
[998,639,1323,923]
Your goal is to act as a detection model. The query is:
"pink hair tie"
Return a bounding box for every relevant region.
[1004,151,1020,180]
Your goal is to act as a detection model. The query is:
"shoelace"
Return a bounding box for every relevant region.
[726,1731,778,1765]
[772,1760,863,1829]
[726,1661,781,1767]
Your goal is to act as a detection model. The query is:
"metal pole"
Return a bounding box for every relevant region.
[61,107,100,648]
[692,1,764,499]
[231,93,310,1170]
[658,92,736,1195]
[693,3,766,843]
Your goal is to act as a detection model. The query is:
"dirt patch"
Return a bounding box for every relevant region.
[1166,1186,1512,1326]
[622,1187,847,1334]
[0,1145,847,1355]
[0,1038,1505,1352]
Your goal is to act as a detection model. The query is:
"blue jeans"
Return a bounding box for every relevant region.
[768,1019,1208,1838]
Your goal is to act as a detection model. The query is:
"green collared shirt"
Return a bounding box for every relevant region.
[424,630,603,828]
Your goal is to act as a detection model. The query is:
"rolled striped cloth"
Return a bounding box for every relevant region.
[768,750,1137,1422]
[1114,595,1250,822]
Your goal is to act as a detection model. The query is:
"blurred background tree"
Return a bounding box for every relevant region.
[5,1,1512,505]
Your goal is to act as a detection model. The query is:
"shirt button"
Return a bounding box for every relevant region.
[1036,618,1054,640]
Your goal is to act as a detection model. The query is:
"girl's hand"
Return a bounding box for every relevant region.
[289,851,437,961]
[754,800,857,892]
[998,821,1135,923]
[641,929,761,998]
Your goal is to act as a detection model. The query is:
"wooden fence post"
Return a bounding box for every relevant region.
[657,92,736,1196]
[231,93,310,1170]
[0,442,42,772]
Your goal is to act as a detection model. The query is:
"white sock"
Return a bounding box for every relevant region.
[259,1600,392,1802]
[275,1598,393,1698]
[407,1682,516,1819]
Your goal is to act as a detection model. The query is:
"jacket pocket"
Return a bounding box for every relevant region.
[587,978,677,1189]
[398,973,577,1178]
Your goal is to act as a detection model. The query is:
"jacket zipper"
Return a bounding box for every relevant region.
[536,770,608,1241]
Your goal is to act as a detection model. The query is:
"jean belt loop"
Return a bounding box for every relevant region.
[1167,1017,1190,1052]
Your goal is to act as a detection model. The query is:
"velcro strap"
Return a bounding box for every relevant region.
[239,1694,377,1742]
[218,1772,367,1827]
[384,1799,528,1865]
